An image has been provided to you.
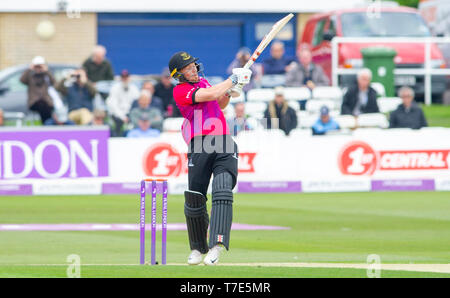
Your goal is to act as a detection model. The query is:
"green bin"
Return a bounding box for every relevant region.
[361,47,397,97]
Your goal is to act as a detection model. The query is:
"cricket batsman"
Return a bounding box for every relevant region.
[169,51,252,265]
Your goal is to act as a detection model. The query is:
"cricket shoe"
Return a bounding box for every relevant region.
[187,250,203,265]
[203,245,223,266]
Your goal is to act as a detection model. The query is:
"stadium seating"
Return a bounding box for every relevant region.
[377,97,402,113]
[357,113,389,128]
[283,87,311,101]
[287,100,300,111]
[260,74,286,88]
[312,86,343,101]
[162,117,185,132]
[245,102,267,118]
[246,88,275,102]
[305,99,335,114]
[298,114,318,128]
[335,115,357,129]
[371,82,386,97]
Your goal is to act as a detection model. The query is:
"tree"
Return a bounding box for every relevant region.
[383,0,420,8]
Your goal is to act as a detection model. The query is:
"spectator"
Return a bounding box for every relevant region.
[262,41,295,75]
[263,86,297,135]
[106,69,140,136]
[56,68,96,125]
[154,68,181,117]
[129,90,163,131]
[312,106,340,135]
[389,86,428,129]
[90,109,107,126]
[227,47,261,92]
[140,81,164,113]
[285,46,329,89]
[20,56,55,123]
[44,106,74,126]
[341,68,379,116]
[126,113,161,138]
[227,102,253,136]
[0,108,4,126]
[82,45,114,83]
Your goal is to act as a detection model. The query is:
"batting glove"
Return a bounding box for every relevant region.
[229,68,252,86]
[228,83,244,98]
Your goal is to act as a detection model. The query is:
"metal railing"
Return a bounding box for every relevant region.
[331,37,450,105]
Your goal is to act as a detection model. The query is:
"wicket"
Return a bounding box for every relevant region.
[140,178,168,265]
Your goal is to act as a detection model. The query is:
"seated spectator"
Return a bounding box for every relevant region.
[20,56,55,124]
[263,86,297,135]
[312,106,340,135]
[227,102,253,136]
[141,81,164,113]
[129,90,163,131]
[262,41,295,75]
[90,109,107,126]
[126,113,161,138]
[56,68,96,125]
[44,106,75,126]
[82,45,114,83]
[106,69,140,136]
[154,68,181,117]
[285,46,329,89]
[341,68,379,116]
[389,86,428,129]
[0,108,4,126]
[227,47,261,92]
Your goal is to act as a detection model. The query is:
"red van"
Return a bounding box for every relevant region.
[300,5,446,100]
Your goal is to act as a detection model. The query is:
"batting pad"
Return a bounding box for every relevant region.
[184,190,209,254]
[209,172,234,250]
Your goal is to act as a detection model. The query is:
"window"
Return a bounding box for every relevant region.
[4,72,27,93]
[340,12,431,37]
[312,19,327,46]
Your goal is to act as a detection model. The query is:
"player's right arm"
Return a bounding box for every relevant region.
[194,79,234,103]
[195,68,252,103]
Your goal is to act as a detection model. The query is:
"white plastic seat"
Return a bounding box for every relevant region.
[371,82,386,97]
[305,99,335,114]
[162,117,185,132]
[377,97,402,113]
[299,114,318,128]
[335,115,357,129]
[283,87,311,101]
[287,100,300,111]
[246,88,275,102]
[312,86,343,101]
[260,74,286,88]
[245,102,267,117]
[357,113,389,128]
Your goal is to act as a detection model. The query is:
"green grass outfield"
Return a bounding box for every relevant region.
[0,192,449,278]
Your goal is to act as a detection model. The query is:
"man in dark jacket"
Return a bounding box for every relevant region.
[264,86,298,135]
[341,68,379,116]
[82,45,114,83]
[20,56,55,123]
[153,68,180,117]
[389,86,428,129]
[262,41,295,75]
[56,68,96,125]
